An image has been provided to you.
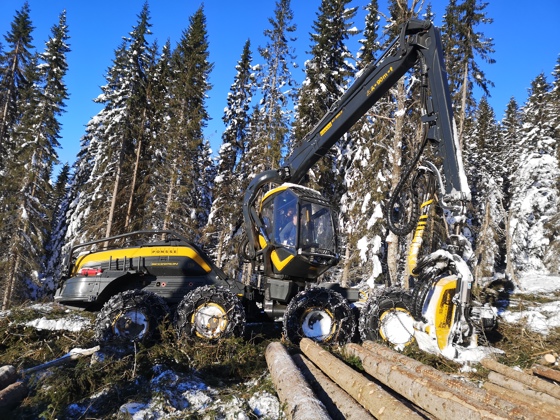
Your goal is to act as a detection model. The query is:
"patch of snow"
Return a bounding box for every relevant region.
[249,391,282,420]
[514,272,560,293]
[24,315,91,332]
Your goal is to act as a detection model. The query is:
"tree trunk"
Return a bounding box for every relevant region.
[291,353,374,420]
[345,343,511,420]
[387,79,405,286]
[473,200,492,286]
[125,108,147,229]
[0,43,20,147]
[105,144,126,239]
[483,381,560,420]
[481,358,560,400]
[486,371,560,410]
[162,164,178,231]
[301,339,422,419]
[532,364,560,382]
[386,231,398,287]
[504,207,519,288]
[341,244,350,288]
[265,341,330,420]
[0,366,17,390]
[361,341,528,416]
[0,381,28,414]
[2,253,20,311]
[457,60,469,148]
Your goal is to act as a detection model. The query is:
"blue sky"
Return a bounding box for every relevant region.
[0,0,558,173]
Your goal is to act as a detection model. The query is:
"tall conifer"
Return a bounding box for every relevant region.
[0,2,34,167]
[0,10,69,308]
[162,6,213,238]
[206,40,255,275]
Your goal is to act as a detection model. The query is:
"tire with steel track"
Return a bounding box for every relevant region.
[283,288,355,345]
[94,290,169,344]
[358,289,415,349]
[173,285,246,341]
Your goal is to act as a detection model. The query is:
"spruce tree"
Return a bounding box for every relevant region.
[44,163,71,293]
[499,98,523,206]
[0,10,69,308]
[509,73,559,273]
[205,40,256,275]
[543,57,560,272]
[499,97,523,278]
[0,2,34,168]
[122,3,157,231]
[66,5,156,241]
[256,0,298,169]
[162,6,213,238]
[465,97,503,281]
[442,0,495,145]
[142,40,174,231]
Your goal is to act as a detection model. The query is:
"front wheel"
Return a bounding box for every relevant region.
[359,289,415,350]
[173,285,246,341]
[94,290,169,344]
[283,288,355,345]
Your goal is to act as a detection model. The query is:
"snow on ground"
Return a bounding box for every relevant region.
[24,315,91,332]
[500,273,560,335]
[515,272,560,294]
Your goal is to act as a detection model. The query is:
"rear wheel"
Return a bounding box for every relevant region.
[174,285,245,341]
[359,289,415,350]
[283,288,355,345]
[94,290,169,344]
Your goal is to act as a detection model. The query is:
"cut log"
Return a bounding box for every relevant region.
[481,358,560,400]
[483,381,560,420]
[345,343,510,420]
[300,338,422,419]
[0,366,18,390]
[0,382,28,414]
[540,353,557,365]
[487,371,560,407]
[533,364,560,383]
[361,341,525,416]
[292,354,374,420]
[265,342,330,420]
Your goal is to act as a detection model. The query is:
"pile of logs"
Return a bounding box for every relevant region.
[265,339,560,420]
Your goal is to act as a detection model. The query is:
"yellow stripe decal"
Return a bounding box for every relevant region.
[262,185,290,203]
[74,246,212,274]
[271,250,294,271]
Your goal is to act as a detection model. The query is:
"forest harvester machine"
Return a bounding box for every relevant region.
[55,19,497,359]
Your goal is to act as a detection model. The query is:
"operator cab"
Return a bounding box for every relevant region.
[258,184,339,280]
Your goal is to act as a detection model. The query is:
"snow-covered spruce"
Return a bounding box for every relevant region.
[283,288,355,345]
[173,285,246,341]
[94,290,169,344]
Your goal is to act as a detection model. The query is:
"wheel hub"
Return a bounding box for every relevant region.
[192,302,228,339]
[379,308,415,350]
[301,308,335,342]
[114,309,149,340]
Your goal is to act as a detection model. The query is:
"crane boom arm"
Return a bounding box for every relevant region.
[243,19,469,257]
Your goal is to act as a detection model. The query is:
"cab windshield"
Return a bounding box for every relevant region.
[298,200,336,253]
[261,189,336,253]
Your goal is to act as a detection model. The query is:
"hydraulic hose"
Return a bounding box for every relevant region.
[386,132,429,237]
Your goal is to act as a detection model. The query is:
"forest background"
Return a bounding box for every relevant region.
[0,0,559,310]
